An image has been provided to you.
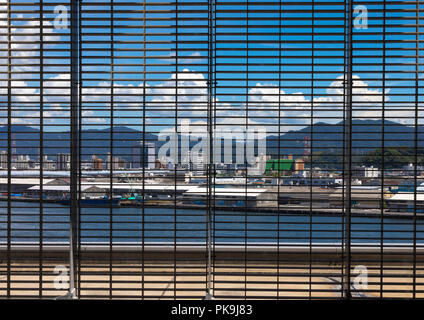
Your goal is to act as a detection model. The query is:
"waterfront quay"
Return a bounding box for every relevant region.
[2,169,424,216]
[1,244,423,299]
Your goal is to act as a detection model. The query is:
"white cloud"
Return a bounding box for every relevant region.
[82,81,149,105]
[158,51,206,65]
[1,17,62,76]
[149,69,216,118]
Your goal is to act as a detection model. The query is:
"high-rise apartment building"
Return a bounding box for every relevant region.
[0,151,7,169]
[91,155,103,170]
[56,153,70,171]
[131,142,155,169]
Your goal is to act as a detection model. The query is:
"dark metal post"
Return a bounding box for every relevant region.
[204,0,215,300]
[343,0,354,299]
[69,0,79,299]
[6,0,11,299]
[412,0,420,299]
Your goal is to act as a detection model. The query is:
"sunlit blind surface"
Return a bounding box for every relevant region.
[0,0,423,299]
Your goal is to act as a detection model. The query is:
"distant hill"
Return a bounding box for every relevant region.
[0,126,158,161]
[0,120,422,161]
[266,119,424,158]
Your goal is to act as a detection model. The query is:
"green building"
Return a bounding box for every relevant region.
[265,159,294,174]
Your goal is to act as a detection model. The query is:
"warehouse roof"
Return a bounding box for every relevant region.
[0,178,55,185]
[184,187,267,198]
[27,185,98,192]
[329,188,386,200]
[27,183,192,192]
[97,184,193,191]
[388,193,424,202]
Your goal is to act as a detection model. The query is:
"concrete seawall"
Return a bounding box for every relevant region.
[1,243,423,265]
[1,198,423,219]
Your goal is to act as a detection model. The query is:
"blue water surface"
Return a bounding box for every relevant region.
[1,201,423,244]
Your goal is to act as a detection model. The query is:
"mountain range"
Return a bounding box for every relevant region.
[0,120,422,161]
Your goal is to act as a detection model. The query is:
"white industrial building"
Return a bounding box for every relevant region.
[352,165,380,178]
[386,193,424,213]
[182,187,268,207]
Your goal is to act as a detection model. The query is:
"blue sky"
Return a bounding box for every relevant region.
[0,0,423,134]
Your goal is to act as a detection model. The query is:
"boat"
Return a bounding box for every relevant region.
[119,194,143,206]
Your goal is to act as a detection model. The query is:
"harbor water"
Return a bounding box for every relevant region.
[1,201,424,244]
